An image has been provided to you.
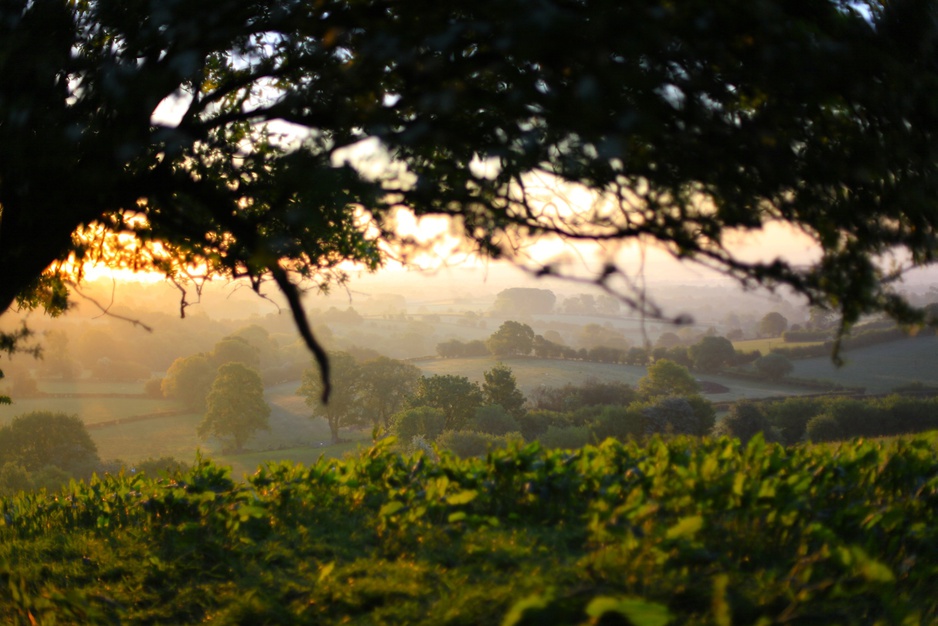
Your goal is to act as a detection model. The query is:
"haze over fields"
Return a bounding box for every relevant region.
[3,254,938,478]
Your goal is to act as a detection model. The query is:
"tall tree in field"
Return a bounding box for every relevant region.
[688,336,737,373]
[759,313,789,338]
[638,360,700,399]
[408,375,484,431]
[198,363,270,452]
[298,352,364,443]
[359,356,422,430]
[7,0,938,392]
[486,321,535,358]
[482,364,526,419]
[161,354,216,411]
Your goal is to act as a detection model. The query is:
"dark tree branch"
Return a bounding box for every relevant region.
[269,264,331,403]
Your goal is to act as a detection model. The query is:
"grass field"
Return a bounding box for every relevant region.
[791,335,938,393]
[732,336,824,355]
[0,378,353,471]
[0,397,171,426]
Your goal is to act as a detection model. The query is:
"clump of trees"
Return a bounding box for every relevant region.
[0,412,101,495]
[712,395,938,445]
[298,353,422,443]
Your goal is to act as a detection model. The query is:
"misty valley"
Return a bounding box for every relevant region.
[2,274,938,624]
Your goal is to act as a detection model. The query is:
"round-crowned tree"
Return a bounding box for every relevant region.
[759,312,789,337]
[485,321,535,358]
[638,360,699,398]
[198,363,270,452]
[754,353,794,380]
[0,411,100,477]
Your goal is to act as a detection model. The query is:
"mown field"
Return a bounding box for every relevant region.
[791,335,938,393]
[1,434,936,624]
[732,337,824,355]
[0,379,356,476]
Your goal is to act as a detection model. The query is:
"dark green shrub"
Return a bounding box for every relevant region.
[392,406,447,442]
[820,398,883,438]
[763,397,826,445]
[470,405,521,436]
[0,461,32,496]
[806,413,845,442]
[642,397,700,436]
[537,425,591,450]
[590,405,643,442]
[516,409,569,441]
[684,395,717,435]
[713,402,778,444]
[437,430,515,458]
[754,353,794,380]
[135,456,190,477]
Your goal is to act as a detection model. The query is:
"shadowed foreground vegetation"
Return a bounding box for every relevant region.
[1,434,937,625]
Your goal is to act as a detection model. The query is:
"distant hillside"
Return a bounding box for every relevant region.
[791,336,938,393]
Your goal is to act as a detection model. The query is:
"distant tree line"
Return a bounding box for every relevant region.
[437,320,785,380]
[715,395,938,446]
[331,358,719,458]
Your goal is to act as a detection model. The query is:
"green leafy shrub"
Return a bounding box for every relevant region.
[538,425,590,449]
[763,397,826,445]
[1,435,938,623]
[590,405,643,442]
[516,409,568,441]
[471,405,521,436]
[0,462,31,496]
[642,397,701,436]
[391,406,447,442]
[437,430,515,458]
[754,353,794,380]
[0,411,100,477]
[806,413,845,442]
[713,402,779,444]
[134,456,190,477]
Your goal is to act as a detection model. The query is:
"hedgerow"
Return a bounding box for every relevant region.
[1,435,937,624]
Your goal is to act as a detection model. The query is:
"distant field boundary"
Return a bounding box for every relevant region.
[38,392,150,400]
[85,409,188,430]
[710,388,938,411]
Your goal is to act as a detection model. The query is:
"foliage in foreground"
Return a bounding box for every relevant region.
[1,435,937,625]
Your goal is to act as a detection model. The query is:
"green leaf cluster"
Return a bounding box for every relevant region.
[0,433,937,623]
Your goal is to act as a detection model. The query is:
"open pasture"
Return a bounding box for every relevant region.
[0,396,170,426]
[791,335,938,393]
[733,336,824,355]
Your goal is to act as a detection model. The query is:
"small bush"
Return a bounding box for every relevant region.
[763,397,826,445]
[806,413,845,443]
[754,353,794,380]
[713,402,778,444]
[392,407,447,442]
[0,462,32,496]
[437,430,516,458]
[135,456,190,476]
[516,409,569,441]
[642,397,700,436]
[470,405,521,436]
[590,405,643,442]
[538,425,590,450]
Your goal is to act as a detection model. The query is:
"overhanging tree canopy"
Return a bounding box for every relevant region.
[3,0,938,395]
